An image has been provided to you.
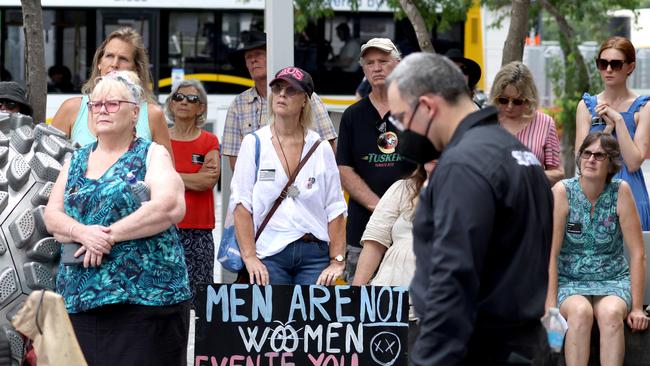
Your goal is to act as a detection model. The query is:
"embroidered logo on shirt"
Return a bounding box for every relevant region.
[511,150,541,167]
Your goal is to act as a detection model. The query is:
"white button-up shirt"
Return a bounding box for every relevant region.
[231,125,347,258]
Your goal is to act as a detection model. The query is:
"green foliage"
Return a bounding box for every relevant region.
[293,0,472,32]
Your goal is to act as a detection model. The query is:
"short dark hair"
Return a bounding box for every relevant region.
[576,132,622,183]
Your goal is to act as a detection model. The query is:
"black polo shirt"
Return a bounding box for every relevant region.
[410,107,553,365]
[336,96,416,247]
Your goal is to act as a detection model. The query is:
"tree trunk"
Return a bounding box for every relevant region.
[540,0,591,177]
[501,0,530,65]
[21,0,46,123]
[398,0,435,53]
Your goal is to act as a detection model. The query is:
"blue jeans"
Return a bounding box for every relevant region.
[262,239,329,285]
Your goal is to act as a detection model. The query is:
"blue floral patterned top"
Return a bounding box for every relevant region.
[557,177,631,310]
[56,137,191,313]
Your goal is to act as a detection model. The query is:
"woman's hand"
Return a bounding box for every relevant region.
[626,308,649,332]
[316,261,345,286]
[243,256,269,285]
[77,224,113,256]
[595,103,623,133]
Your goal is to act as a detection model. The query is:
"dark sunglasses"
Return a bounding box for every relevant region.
[497,97,526,106]
[580,150,608,161]
[270,84,301,97]
[595,58,627,71]
[172,92,201,104]
[0,100,19,110]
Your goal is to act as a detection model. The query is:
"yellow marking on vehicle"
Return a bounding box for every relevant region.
[158,73,255,88]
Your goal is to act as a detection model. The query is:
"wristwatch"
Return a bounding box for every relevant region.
[331,254,345,263]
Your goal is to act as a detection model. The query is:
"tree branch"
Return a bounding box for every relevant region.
[398,0,435,53]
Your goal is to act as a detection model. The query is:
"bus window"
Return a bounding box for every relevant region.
[160,10,263,94]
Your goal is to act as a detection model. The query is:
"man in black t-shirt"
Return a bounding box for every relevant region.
[387,53,553,365]
[336,38,416,283]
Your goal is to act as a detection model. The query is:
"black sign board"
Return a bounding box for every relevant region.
[195,284,409,366]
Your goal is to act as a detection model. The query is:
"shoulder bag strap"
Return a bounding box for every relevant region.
[255,139,323,241]
[253,132,261,180]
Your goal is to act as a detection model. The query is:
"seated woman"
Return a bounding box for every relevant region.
[491,61,564,185]
[44,71,191,365]
[352,164,429,351]
[232,66,347,286]
[166,79,220,308]
[546,132,648,366]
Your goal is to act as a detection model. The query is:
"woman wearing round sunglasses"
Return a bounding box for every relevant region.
[490,61,564,185]
[165,79,220,309]
[576,36,650,230]
[51,27,172,156]
[45,71,191,364]
[546,132,647,365]
[231,66,346,286]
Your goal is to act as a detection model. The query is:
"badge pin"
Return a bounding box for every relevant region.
[306,177,316,189]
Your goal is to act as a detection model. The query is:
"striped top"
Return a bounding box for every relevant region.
[515,111,561,169]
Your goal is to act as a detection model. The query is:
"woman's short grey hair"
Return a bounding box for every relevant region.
[91,70,144,104]
[164,79,208,126]
[386,52,468,105]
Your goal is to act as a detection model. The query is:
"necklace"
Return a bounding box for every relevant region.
[274,123,304,198]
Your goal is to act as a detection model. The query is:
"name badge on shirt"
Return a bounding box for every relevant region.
[191,154,205,164]
[259,169,276,181]
[566,222,582,234]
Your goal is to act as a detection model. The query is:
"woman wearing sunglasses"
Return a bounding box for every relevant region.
[576,36,650,230]
[51,27,173,156]
[231,66,347,286]
[490,61,564,185]
[546,132,647,365]
[165,79,220,308]
[45,71,191,365]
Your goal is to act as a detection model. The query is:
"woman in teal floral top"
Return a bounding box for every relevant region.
[44,71,191,365]
[546,132,647,365]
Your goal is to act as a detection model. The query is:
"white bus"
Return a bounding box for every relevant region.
[0,0,481,127]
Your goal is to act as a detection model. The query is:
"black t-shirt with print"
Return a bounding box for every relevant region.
[336,96,416,248]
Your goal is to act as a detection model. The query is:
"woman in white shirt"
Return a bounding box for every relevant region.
[232,66,347,286]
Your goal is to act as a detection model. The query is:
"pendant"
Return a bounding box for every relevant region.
[286,184,300,198]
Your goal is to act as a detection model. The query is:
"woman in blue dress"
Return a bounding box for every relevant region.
[546,132,647,366]
[44,71,191,365]
[576,36,650,230]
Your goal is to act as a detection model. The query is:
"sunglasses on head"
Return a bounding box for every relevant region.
[595,58,627,71]
[270,84,301,97]
[0,100,18,110]
[496,97,526,106]
[172,92,201,104]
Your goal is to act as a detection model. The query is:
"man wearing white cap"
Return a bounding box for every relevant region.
[336,38,416,282]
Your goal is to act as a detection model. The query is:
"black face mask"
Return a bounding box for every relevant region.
[397,128,440,164]
[395,103,440,164]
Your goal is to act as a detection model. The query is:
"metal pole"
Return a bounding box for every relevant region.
[265,0,294,82]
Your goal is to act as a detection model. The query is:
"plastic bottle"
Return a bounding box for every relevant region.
[126,171,150,203]
[541,307,568,353]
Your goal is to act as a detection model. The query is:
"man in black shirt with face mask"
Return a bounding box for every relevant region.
[386,52,553,365]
